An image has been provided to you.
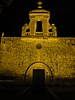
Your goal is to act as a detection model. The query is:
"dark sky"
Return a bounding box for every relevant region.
[0,0,75,37]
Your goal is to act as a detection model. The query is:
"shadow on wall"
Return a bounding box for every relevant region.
[0,73,75,87]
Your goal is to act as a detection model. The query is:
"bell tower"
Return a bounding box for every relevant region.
[22,1,57,37]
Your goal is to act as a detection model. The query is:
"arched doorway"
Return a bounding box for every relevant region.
[24,62,53,85]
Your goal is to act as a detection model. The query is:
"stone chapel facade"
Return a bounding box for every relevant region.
[0,1,75,85]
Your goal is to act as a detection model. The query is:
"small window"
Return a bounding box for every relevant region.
[26,29,30,32]
[49,29,52,32]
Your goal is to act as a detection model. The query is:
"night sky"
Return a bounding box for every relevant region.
[0,0,75,37]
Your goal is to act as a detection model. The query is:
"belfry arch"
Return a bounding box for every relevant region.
[36,21,42,32]
[24,62,53,84]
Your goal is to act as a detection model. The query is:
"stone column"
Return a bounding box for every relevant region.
[42,19,48,36]
[30,19,35,35]
[34,20,37,35]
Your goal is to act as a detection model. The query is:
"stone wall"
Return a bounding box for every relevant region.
[0,37,75,79]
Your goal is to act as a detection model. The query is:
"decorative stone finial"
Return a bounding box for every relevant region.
[2,32,4,37]
[37,1,42,8]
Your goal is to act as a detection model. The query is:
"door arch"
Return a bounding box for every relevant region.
[24,62,53,84]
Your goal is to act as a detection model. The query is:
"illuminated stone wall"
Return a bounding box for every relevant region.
[0,37,75,79]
